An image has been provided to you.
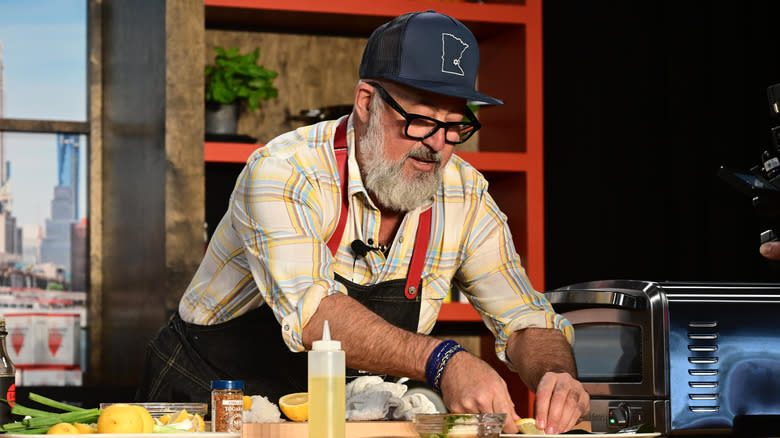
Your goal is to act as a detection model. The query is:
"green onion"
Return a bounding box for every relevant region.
[28,393,83,412]
[10,403,55,418]
[153,424,191,433]
[23,408,100,428]
[1,394,100,434]
[7,427,51,434]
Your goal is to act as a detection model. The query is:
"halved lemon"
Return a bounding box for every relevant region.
[193,413,206,432]
[516,418,544,434]
[278,392,309,422]
[73,423,97,434]
[46,423,79,435]
[169,409,190,425]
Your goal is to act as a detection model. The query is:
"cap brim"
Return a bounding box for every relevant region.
[380,75,504,106]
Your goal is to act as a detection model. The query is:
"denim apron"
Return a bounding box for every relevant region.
[137,119,432,404]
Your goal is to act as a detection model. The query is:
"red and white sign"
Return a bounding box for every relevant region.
[17,366,82,386]
[4,313,80,366]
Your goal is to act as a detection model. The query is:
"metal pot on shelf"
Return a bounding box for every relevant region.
[205,102,240,135]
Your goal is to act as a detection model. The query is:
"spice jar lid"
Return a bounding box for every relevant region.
[211,379,244,390]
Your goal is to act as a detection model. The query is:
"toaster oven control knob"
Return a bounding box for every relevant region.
[608,404,630,428]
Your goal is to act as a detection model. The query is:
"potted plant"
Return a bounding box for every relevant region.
[204,46,279,136]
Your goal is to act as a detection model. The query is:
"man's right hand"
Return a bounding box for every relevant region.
[439,351,521,434]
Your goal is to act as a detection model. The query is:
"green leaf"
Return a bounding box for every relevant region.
[204,45,279,111]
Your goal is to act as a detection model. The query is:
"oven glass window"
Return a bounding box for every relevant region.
[573,323,642,382]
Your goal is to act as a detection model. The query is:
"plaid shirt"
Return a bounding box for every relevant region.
[179,117,572,366]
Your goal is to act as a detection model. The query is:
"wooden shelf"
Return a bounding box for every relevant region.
[205,142,529,173]
[205,0,528,38]
[455,151,528,172]
[205,142,262,163]
[438,302,481,322]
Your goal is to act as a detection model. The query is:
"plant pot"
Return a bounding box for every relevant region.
[205,102,240,135]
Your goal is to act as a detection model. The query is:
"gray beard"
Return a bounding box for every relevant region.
[358,100,443,212]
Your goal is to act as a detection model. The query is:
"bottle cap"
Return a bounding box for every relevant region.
[312,320,341,351]
[211,380,244,390]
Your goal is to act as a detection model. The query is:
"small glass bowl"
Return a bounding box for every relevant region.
[99,402,208,418]
[413,413,507,437]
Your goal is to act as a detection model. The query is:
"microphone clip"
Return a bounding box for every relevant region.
[351,239,387,257]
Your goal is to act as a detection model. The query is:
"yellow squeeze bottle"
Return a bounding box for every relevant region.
[308,320,346,438]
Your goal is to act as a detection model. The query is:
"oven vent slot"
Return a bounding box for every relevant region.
[690,406,719,413]
[688,356,718,364]
[689,393,718,400]
[688,333,718,340]
[688,321,717,328]
[689,381,718,388]
[686,321,720,414]
[688,345,718,352]
[689,369,718,376]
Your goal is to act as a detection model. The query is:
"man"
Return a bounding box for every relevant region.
[138,10,589,434]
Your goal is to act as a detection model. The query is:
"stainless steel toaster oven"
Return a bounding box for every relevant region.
[547,280,780,435]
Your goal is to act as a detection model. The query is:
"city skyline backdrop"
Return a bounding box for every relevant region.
[0,0,87,229]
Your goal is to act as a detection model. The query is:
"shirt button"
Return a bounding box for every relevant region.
[283,324,290,331]
[399,236,404,243]
[367,239,374,245]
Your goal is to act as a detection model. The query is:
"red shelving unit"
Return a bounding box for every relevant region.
[204,142,260,163]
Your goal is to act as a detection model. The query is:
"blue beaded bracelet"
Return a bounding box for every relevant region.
[425,340,466,392]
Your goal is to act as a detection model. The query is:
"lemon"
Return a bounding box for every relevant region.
[193,413,206,432]
[279,392,309,422]
[157,413,170,425]
[243,395,252,410]
[169,408,190,425]
[73,423,97,434]
[132,405,154,433]
[97,403,145,434]
[47,423,79,435]
[516,418,544,434]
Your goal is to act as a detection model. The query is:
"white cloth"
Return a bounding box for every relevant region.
[391,392,438,421]
[344,376,439,421]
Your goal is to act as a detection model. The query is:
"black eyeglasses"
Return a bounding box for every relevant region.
[366,81,481,145]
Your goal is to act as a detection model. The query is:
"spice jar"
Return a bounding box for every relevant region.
[211,380,244,433]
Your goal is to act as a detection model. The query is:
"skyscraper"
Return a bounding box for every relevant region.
[57,133,79,219]
[0,40,21,265]
[0,41,9,209]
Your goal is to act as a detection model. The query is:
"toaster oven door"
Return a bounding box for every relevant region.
[562,308,658,398]
[546,288,664,399]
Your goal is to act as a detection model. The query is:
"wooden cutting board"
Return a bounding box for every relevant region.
[243,421,417,438]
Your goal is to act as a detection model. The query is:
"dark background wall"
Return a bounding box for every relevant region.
[543,1,780,289]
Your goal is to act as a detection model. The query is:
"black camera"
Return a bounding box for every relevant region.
[719,84,780,245]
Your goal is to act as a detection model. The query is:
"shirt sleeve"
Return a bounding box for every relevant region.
[230,141,347,352]
[453,177,573,368]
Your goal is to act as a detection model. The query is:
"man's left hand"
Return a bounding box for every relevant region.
[533,371,590,434]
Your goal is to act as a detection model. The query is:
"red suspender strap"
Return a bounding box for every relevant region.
[326,118,349,257]
[405,208,431,300]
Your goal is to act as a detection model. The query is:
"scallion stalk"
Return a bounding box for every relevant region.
[28,393,84,412]
[23,408,100,428]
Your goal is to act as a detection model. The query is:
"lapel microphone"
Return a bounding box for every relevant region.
[350,239,383,257]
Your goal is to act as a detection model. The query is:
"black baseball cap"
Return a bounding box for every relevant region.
[359,10,503,106]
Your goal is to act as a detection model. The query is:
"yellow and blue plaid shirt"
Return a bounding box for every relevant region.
[180,117,572,366]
